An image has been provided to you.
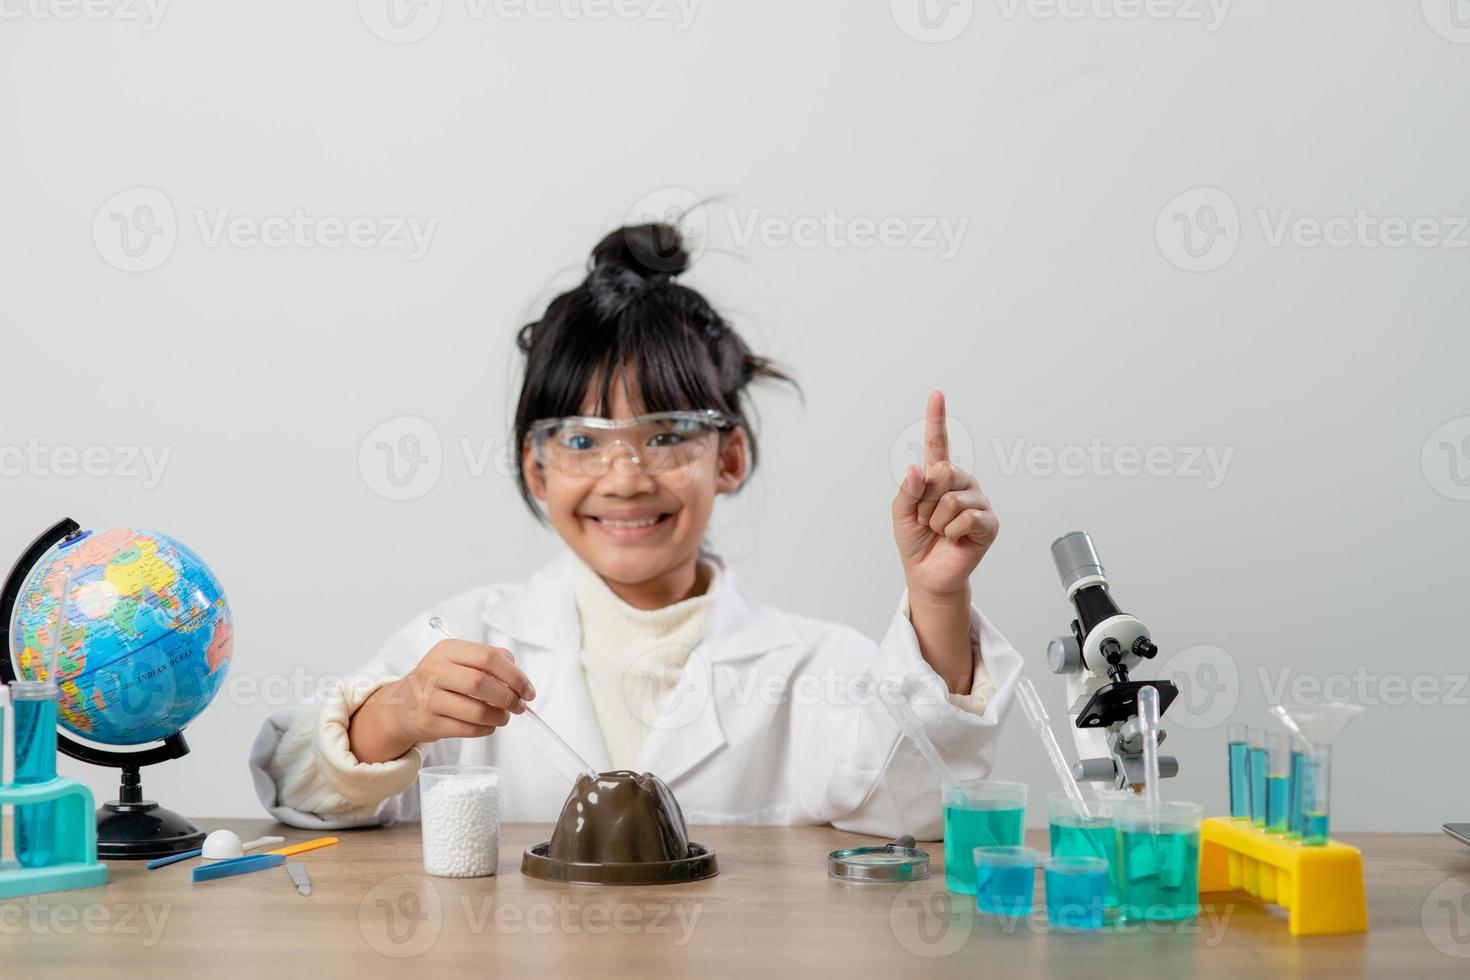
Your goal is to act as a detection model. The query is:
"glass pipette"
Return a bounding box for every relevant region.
[1016,677,1089,816]
[879,677,968,803]
[427,617,599,782]
[1137,685,1162,832]
[44,563,74,686]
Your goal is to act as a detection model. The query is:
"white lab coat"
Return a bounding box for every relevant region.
[248,550,1024,840]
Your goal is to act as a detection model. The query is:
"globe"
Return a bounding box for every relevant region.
[7,527,233,746]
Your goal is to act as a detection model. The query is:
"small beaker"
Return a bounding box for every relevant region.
[1045,855,1109,929]
[418,765,501,878]
[972,845,1038,916]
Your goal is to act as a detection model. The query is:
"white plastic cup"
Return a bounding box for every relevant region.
[419,765,501,878]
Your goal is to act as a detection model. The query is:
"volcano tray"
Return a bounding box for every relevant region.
[521,770,719,885]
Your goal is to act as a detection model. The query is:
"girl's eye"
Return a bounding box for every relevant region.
[560,434,596,452]
[647,432,687,448]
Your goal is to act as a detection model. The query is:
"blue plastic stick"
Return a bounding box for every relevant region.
[147,848,203,870]
[192,854,285,883]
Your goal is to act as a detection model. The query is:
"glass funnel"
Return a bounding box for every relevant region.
[1269,703,1363,845]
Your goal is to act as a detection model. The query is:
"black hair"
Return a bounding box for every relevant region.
[513,222,800,520]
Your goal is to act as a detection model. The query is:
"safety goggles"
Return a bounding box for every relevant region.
[528,409,732,478]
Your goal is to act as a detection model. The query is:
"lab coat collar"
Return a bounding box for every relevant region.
[480,547,803,663]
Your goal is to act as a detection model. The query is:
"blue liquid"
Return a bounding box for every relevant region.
[1049,817,1119,907]
[14,694,58,868]
[975,862,1034,915]
[1303,812,1329,845]
[1228,741,1250,819]
[943,803,1024,894]
[1248,748,1267,827]
[1117,828,1200,921]
[1046,867,1108,929]
[1266,774,1291,833]
[1289,751,1312,838]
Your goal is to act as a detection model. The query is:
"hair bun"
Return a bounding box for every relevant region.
[590,222,690,280]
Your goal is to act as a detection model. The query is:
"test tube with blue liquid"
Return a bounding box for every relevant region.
[1265,733,1292,833]
[12,681,59,866]
[13,563,71,867]
[1248,728,1267,828]
[1226,722,1250,820]
[1289,741,1311,838]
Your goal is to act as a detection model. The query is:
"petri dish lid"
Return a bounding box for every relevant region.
[828,836,930,883]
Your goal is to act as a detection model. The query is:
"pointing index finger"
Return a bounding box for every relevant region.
[924,389,950,467]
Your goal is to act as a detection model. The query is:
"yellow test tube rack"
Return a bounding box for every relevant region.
[1197,816,1367,936]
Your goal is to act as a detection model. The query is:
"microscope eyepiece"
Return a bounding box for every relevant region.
[1132,637,1158,659]
[1051,531,1106,593]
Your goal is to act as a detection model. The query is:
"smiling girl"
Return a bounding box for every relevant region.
[250,222,1022,837]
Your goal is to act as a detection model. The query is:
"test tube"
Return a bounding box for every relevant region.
[1248,728,1267,829]
[1265,733,1292,833]
[1226,723,1249,820]
[0,683,9,787]
[1288,740,1310,838]
[12,680,59,867]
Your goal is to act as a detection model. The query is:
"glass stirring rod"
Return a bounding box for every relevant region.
[427,617,601,782]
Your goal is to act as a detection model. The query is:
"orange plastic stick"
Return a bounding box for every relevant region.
[267,837,339,858]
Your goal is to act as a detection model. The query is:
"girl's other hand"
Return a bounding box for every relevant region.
[890,390,1000,604]
[349,639,536,763]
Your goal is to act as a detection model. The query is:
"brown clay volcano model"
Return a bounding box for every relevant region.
[521,770,719,885]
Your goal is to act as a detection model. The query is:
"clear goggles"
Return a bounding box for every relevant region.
[529,409,732,478]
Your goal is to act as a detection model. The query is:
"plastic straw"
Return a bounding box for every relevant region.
[427,617,599,782]
[45,563,74,687]
[1016,677,1089,816]
[880,677,967,802]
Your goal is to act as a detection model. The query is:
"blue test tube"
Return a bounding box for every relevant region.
[12,680,59,867]
[1248,728,1267,828]
[1288,743,1309,838]
[0,683,8,787]
[1266,733,1292,833]
[1226,723,1249,820]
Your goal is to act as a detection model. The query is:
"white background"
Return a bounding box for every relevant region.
[2,0,1467,830]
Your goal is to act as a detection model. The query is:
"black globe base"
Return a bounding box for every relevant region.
[94,765,207,860]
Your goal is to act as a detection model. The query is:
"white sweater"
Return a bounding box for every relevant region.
[266,557,995,819]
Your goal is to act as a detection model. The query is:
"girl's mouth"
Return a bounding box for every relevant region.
[586,513,673,541]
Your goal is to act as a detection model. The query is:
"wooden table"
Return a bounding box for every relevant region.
[3,819,1469,977]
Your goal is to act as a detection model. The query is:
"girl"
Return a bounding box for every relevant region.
[249,223,1022,838]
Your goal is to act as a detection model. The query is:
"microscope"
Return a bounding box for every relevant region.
[1046,531,1179,792]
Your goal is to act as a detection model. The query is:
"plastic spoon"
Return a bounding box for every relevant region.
[880,677,968,803]
[146,833,286,869]
[427,617,600,782]
[1016,677,1089,817]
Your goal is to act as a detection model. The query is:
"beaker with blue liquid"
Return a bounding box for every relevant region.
[1116,800,1201,922]
[973,845,1037,916]
[1045,855,1109,930]
[1047,789,1125,909]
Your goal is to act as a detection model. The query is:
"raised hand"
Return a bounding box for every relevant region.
[891,390,999,603]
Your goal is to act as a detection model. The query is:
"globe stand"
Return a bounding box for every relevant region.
[95,764,206,861]
[1,517,213,861]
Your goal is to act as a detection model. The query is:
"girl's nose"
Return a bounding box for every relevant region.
[599,442,656,490]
